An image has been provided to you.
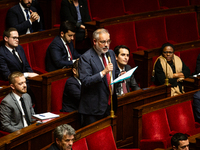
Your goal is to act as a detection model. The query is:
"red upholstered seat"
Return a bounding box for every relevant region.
[135,17,168,50]
[72,138,88,150]
[29,38,53,74]
[88,0,127,20]
[21,43,32,68]
[166,100,200,136]
[159,0,189,8]
[190,0,200,5]
[180,48,200,74]
[123,0,160,14]
[0,7,10,38]
[51,78,68,113]
[165,12,200,43]
[141,109,172,150]
[104,22,137,67]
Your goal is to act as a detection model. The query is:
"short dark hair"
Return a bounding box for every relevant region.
[3,28,18,40]
[171,133,188,148]
[161,42,174,54]
[72,59,79,75]
[60,21,76,34]
[114,45,130,57]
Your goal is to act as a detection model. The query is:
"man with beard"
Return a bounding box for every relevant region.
[78,28,120,126]
[6,0,43,35]
[45,21,81,72]
[47,124,75,150]
[0,72,35,133]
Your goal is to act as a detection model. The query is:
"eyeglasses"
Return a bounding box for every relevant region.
[99,40,111,45]
[163,51,173,54]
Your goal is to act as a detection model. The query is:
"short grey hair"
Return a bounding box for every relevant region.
[93,28,110,40]
[54,124,75,141]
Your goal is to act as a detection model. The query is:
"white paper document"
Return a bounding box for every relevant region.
[110,66,138,85]
[33,112,60,120]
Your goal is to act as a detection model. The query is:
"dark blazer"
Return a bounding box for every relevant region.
[62,76,81,112]
[6,4,43,35]
[195,53,200,74]
[0,45,33,80]
[78,48,120,115]
[193,90,200,123]
[115,65,140,95]
[60,0,91,27]
[45,36,81,72]
[0,93,35,133]
[46,143,60,150]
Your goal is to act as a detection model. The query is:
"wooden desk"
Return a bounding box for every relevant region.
[0,86,11,98]
[0,111,81,150]
[183,76,200,92]
[116,85,171,148]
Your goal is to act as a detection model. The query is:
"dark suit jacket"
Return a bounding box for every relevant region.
[195,53,200,74]
[0,93,35,133]
[78,48,120,115]
[6,4,43,35]
[45,36,81,72]
[60,0,91,27]
[115,65,140,95]
[0,45,33,80]
[193,90,200,123]
[62,76,81,112]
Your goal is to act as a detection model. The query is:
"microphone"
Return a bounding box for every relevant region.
[106,51,111,63]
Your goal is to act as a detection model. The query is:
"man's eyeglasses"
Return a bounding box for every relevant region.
[163,51,173,54]
[99,40,111,45]
[10,37,19,40]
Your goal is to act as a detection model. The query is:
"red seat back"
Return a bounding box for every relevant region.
[123,0,160,14]
[51,78,68,113]
[0,7,10,38]
[86,126,117,150]
[21,43,32,68]
[135,17,168,50]
[165,12,199,43]
[104,22,137,67]
[160,0,189,8]
[72,138,88,150]
[142,109,171,140]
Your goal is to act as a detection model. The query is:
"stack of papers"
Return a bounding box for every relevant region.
[33,112,60,122]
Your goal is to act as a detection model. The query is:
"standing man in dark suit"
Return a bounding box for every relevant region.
[6,0,43,35]
[78,28,120,126]
[0,28,38,81]
[193,90,200,123]
[114,45,140,96]
[62,60,81,112]
[45,21,81,72]
[0,72,35,133]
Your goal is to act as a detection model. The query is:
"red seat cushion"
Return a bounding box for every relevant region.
[86,126,117,150]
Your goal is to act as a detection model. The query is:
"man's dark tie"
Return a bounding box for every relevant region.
[20,97,31,126]
[24,9,33,33]
[101,53,111,105]
[12,49,22,64]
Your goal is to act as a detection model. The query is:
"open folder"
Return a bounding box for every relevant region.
[110,66,138,85]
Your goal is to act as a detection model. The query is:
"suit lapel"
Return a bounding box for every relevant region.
[10,93,23,114]
[17,4,26,21]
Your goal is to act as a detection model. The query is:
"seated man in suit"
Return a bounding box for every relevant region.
[114,45,140,96]
[45,21,81,72]
[0,28,38,81]
[6,0,43,35]
[171,133,189,150]
[47,124,75,150]
[62,60,81,112]
[0,72,35,133]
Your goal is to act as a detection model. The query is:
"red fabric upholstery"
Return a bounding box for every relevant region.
[88,0,126,20]
[29,38,53,73]
[0,81,9,86]
[72,138,88,150]
[190,0,200,5]
[165,12,199,43]
[104,22,137,67]
[51,78,68,113]
[180,48,200,74]
[123,0,160,14]
[21,43,32,68]
[86,126,117,150]
[55,0,62,24]
[166,100,200,136]
[0,7,10,38]
[0,130,9,138]
[135,17,168,50]
[159,0,189,8]
[141,109,172,150]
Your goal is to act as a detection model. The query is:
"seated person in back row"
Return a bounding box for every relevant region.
[61,60,81,112]
[171,133,189,150]
[45,21,81,72]
[0,72,35,133]
[114,45,140,96]
[153,43,190,96]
